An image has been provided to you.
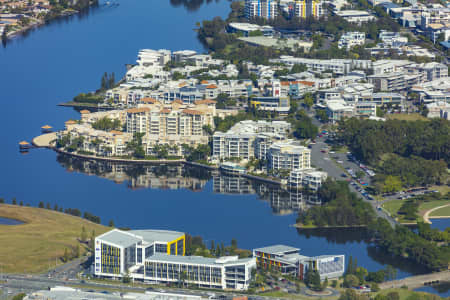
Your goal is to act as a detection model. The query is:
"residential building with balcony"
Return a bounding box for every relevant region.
[245,0,278,19]
[267,141,311,171]
[212,120,291,160]
[338,32,365,50]
[288,169,327,190]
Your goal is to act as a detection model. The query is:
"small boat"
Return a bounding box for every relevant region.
[41,125,53,133]
[19,141,31,151]
[219,162,246,175]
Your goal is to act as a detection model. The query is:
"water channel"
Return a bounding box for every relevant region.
[0,0,449,295]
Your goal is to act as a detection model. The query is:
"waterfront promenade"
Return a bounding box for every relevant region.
[379,271,450,290]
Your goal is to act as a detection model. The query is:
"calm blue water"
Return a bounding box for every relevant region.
[429,219,450,232]
[0,217,24,225]
[415,283,450,298]
[1,0,449,292]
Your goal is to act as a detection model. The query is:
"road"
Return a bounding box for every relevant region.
[0,273,339,300]
[308,129,396,227]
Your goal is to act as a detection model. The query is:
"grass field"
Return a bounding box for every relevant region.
[375,288,441,300]
[382,199,404,216]
[0,204,108,274]
[429,185,450,195]
[382,199,450,223]
[429,205,450,217]
[418,200,450,213]
[386,113,429,121]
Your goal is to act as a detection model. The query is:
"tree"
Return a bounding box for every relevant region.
[355,267,368,284]
[0,198,4,204]
[382,176,402,193]
[303,92,314,109]
[371,282,380,292]
[385,265,397,281]
[38,201,44,208]
[12,293,26,300]
[19,201,23,206]
[344,274,360,288]
[322,277,328,290]
[366,270,386,283]
[108,219,115,227]
[46,202,51,209]
[291,63,307,74]
[386,292,399,300]
[73,244,80,258]
[231,238,238,250]
[305,267,322,291]
[346,256,354,275]
[12,198,17,205]
[54,204,59,211]
[216,244,221,257]
[210,240,215,256]
[80,226,87,242]
[63,248,70,262]
[122,270,132,283]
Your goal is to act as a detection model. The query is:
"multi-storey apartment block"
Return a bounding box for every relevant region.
[245,0,278,19]
[293,0,323,18]
[267,141,311,171]
[338,32,365,50]
[212,120,291,160]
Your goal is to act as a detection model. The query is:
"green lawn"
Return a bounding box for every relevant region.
[382,199,404,216]
[0,204,108,274]
[429,185,450,195]
[429,205,450,217]
[418,200,450,213]
[375,288,441,300]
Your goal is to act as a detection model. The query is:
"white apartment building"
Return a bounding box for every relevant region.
[289,169,328,190]
[368,72,421,92]
[338,32,365,50]
[58,122,132,157]
[267,140,311,171]
[335,10,376,24]
[426,101,450,120]
[212,120,291,160]
[126,49,171,81]
[326,100,355,123]
[245,0,278,19]
[272,56,372,75]
[378,30,408,47]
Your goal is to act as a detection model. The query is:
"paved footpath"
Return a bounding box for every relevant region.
[422,204,450,224]
[379,271,450,290]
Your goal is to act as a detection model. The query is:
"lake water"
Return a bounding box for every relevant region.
[1,0,449,293]
[0,217,24,225]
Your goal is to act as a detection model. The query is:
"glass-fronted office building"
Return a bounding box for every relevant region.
[95,229,256,291]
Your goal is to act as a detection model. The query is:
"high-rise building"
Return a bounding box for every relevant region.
[245,0,278,20]
[294,0,324,18]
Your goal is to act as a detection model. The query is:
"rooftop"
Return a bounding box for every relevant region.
[253,244,300,255]
[97,229,142,248]
[146,253,254,266]
[129,229,184,243]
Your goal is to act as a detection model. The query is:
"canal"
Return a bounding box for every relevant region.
[0,0,448,293]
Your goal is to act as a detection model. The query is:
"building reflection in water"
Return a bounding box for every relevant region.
[212,174,320,215]
[56,154,209,192]
[56,154,320,215]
